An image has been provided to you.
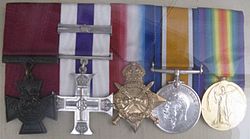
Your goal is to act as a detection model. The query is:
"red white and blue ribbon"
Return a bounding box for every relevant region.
[110,4,162,92]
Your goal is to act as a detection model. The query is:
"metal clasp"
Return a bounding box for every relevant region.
[59,53,113,61]
[58,24,112,34]
[59,53,113,74]
[24,63,34,79]
[151,63,203,88]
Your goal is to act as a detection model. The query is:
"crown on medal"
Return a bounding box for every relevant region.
[122,62,145,82]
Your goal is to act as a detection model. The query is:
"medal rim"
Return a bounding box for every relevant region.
[153,83,201,134]
[201,80,247,131]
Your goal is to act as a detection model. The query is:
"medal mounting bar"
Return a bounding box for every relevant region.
[151,63,203,88]
[58,24,112,34]
[59,53,113,61]
[2,55,58,63]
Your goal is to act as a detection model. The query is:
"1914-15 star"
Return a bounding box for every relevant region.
[112,63,165,132]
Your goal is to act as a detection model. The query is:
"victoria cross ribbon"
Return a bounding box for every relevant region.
[3,3,60,134]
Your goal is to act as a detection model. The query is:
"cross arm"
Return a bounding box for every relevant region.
[85,94,113,116]
[41,94,57,120]
[5,96,19,122]
[56,96,79,112]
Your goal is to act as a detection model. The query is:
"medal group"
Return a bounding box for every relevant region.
[2,3,247,135]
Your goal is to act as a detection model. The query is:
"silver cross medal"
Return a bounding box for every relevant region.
[56,59,113,135]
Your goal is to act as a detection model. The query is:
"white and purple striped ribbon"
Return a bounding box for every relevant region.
[59,4,111,97]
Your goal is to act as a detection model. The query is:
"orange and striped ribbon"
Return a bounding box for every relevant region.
[161,7,193,86]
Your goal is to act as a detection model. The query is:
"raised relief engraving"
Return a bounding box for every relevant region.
[76,122,88,134]
[151,65,202,133]
[57,73,113,135]
[163,92,190,130]
[152,84,200,133]
[112,63,166,132]
[202,80,247,131]
[76,75,89,87]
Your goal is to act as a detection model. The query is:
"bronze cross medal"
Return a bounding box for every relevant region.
[56,73,113,135]
[5,63,57,134]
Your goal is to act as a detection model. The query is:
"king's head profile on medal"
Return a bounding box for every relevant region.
[151,64,202,133]
[112,62,166,132]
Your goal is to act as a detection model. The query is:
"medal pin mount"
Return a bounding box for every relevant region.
[151,63,203,133]
[201,76,247,131]
[56,54,113,135]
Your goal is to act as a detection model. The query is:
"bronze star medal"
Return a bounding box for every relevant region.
[112,62,165,132]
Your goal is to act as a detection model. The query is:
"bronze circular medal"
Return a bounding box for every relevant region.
[202,80,247,131]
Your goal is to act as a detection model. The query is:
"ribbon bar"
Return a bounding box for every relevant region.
[58,24,112,34]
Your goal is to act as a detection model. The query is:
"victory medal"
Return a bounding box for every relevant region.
[202,79,247,131]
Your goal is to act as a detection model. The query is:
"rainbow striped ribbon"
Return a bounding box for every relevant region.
[193,8,245,96]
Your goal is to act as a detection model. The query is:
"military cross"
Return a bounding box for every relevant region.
[57,73,113,135]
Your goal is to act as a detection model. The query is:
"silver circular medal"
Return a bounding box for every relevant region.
[152,83,201,133]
